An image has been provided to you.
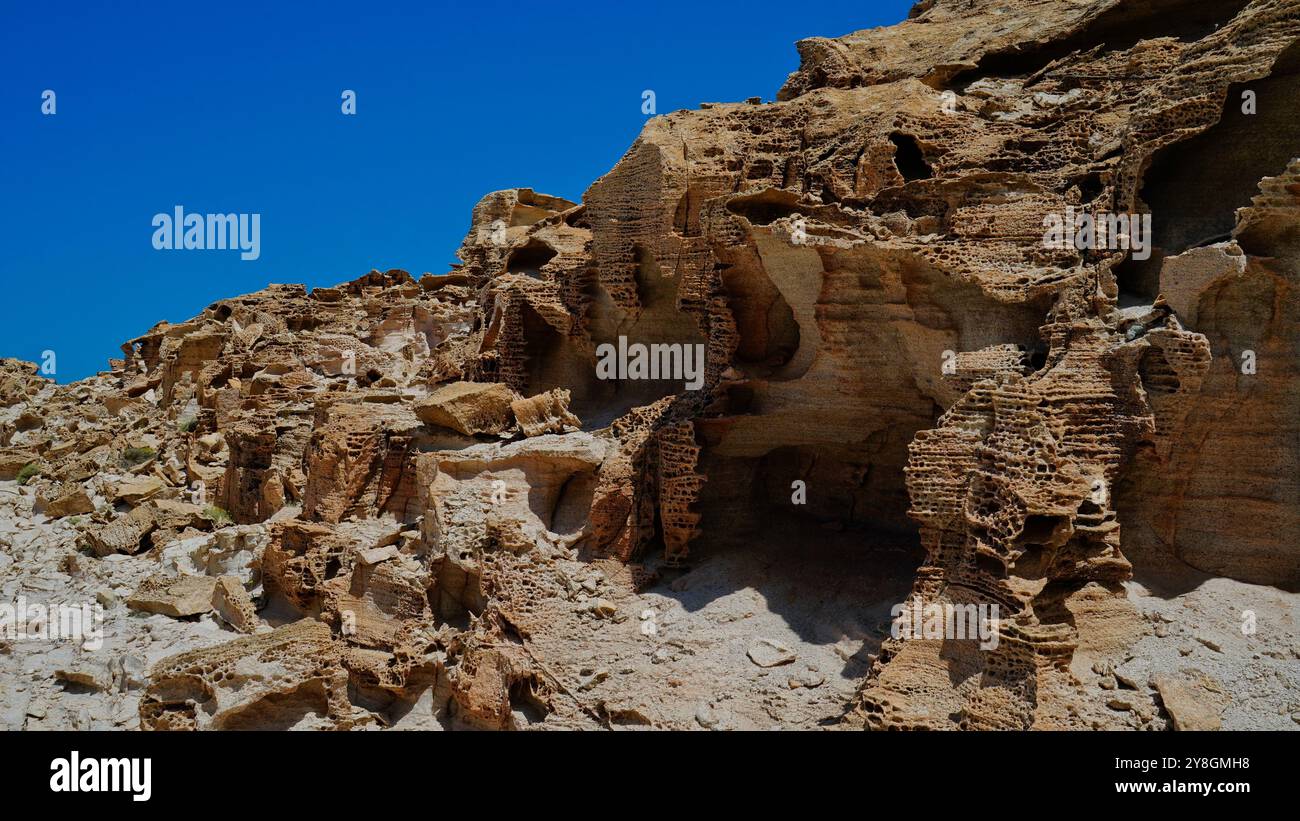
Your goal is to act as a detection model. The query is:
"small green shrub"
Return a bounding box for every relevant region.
[204,505,233,526]
[177,417,197,433]
[15,463,40,485]
[122,446,156,465]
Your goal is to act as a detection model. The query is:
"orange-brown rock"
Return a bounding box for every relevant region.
[511,389,581,437]
[139,620,361,730]
[414,381,518,436]
[3,0,1299,733]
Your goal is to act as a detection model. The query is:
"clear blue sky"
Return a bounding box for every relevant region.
[0,0,912,382]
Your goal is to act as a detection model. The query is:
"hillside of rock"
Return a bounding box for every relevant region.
[2,0,1298,730]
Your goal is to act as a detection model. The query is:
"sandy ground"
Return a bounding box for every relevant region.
[518,517,922,729]
[2,478,1297,731]
[1117,572,1300,730]
[0,484,236,730]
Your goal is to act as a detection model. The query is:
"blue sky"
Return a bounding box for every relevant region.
[0,0,912,382]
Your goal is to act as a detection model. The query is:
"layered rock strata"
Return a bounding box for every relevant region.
[2,0,1299,731]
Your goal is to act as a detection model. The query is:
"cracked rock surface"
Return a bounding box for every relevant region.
[2,0,1299,730]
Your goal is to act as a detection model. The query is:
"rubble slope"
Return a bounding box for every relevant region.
[2,0,1299,730]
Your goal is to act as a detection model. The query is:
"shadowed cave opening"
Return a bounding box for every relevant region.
[522,246,709,428]
[642,439,925,687]
[507,676,551,727]
[889,133,933,182]
[725,188,806,226]
[621,243,1065,714]
[718,262,800,371]
[951,0,1251,86]
[1117,38,1300,300]
[505,239,558,278]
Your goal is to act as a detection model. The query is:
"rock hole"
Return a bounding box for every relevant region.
[725,189,804,225]
[952,0,1251,84]
[1120,38,1300,299]
[889,133,933,182]
[505,239,557,278]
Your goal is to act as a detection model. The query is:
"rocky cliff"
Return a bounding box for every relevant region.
[2,0,1299,730]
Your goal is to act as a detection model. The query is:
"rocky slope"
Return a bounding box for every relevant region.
[2,0,1299,730]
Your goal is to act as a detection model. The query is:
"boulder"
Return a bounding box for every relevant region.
[414,381,518,436]
[127,574,218,618]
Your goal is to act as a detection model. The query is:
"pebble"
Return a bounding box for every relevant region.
[746,638,796,668]
[1196,635,1222,653]
[695,703,719,729]
[577,669,608,691]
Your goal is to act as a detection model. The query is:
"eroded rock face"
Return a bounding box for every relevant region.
[2,0,1299,731]
[414,382,518,436]
[139,620,361,731]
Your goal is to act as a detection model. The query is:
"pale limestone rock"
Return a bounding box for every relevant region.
[747,638,796,668]
[127,574,218,618]
[36,484,94,518]
[139,619,362,730]
[113,475,166,505]
[211,575,259,633]
[1,0,1299,734]
[1152,671,1229,731]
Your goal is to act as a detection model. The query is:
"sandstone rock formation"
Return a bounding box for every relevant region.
[2,0,1299,731]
